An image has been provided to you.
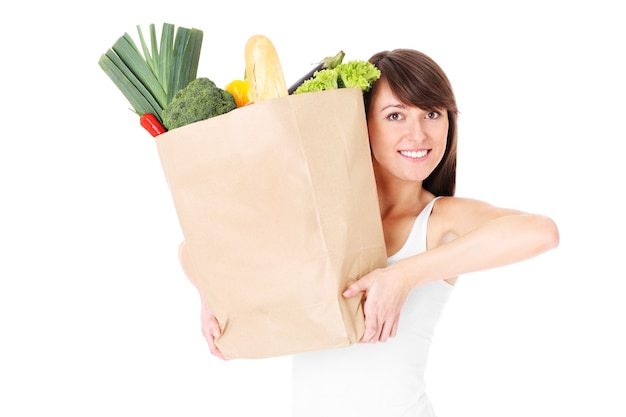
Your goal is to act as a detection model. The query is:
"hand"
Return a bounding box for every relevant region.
[178,241,227,360]
[199,300,227,360]
[342,265,410,343]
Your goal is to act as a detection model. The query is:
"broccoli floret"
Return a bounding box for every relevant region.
[293,61,381,95]
[162,77,237,130]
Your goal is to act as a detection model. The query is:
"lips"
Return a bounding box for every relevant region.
[399,149,428,159]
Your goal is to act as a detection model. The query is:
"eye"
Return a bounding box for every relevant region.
[387,112,404,121]
[425,111,441,119]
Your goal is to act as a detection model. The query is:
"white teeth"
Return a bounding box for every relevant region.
[400,150,427,158]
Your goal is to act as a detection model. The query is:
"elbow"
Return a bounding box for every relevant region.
[537,215,560,252]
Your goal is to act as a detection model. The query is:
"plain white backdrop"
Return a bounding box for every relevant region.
[1,1,624,416]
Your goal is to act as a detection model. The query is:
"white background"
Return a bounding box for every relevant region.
[1,1,624,416]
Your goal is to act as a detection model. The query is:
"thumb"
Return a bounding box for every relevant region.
[343,279,367,298]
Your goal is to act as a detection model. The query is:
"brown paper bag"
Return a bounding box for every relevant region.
[155,88,387,359]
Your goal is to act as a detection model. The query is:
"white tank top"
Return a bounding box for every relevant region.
[292,197,453,417]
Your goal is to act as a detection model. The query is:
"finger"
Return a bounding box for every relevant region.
[361,326,379,343]
[206,338,227,361]
[378,316,397,343]
[203,326,228,360]
[377,322,390,343]
[390,319,399,339]
[208,342,227,361]
[201,317,228,360]
[360,308,381,344]
[343,283,362,298]
[343,276,370,298]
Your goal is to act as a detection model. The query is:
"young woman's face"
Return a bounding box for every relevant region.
[367,79,449,184]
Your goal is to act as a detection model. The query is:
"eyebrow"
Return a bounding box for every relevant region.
[379,102,408,112]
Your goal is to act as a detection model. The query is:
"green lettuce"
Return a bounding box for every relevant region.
[293,60,380,94]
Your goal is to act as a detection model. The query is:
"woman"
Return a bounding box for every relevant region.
[289,48,559,416]
[180,49,559,416]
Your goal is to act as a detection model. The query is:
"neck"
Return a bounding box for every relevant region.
[374,168,427,219]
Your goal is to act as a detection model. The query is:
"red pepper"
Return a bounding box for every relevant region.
[140,113,167,137]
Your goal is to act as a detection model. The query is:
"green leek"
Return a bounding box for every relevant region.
[98,23,203,124]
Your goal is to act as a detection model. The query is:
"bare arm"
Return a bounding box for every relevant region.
[344,197,560,343]
[399,198,560,287]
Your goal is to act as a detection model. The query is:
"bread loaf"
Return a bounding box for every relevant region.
[245,35,288,102]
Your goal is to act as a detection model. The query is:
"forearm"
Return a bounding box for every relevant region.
[395,214,559,287]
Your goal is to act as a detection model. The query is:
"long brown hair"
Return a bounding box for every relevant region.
[364,49,458,196]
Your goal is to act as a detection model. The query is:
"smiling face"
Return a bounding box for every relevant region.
[368,78,449,185]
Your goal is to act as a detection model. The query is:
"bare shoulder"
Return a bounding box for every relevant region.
[434,196,524,215]
[430,196,526,237]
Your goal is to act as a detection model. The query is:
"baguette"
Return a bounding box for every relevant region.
[245,35,288,102]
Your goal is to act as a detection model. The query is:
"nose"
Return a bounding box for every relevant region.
[404,118,426,143]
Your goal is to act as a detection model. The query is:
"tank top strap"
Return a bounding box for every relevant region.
[387,196,442,264]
